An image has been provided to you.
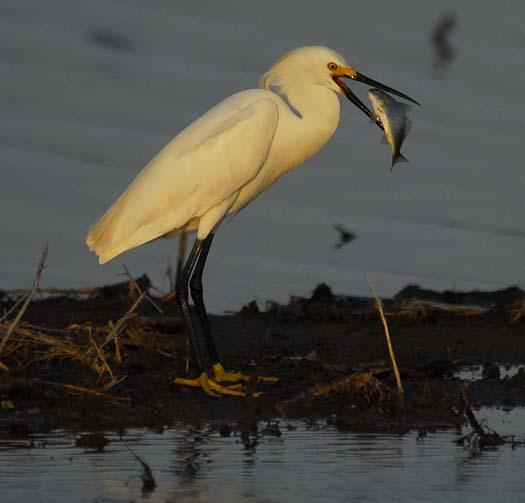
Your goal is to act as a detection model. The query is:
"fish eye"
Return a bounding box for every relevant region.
[327,62,338,71]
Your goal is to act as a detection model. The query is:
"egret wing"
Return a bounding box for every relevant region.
[87,94,279,263]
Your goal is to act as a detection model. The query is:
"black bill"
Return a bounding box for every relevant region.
[349,72,420,106]
[334,78,384,131]
[334,70,419,132]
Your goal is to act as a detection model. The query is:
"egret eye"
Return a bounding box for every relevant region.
[327,62,338,71]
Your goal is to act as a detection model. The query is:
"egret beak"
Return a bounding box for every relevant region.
[332,65,419,131]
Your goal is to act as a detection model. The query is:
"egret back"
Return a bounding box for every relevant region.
[86,92,279,263]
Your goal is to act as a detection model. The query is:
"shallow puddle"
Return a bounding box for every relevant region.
[1,408,524,503]
[455,364,525,381]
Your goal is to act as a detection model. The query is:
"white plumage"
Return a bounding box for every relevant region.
[86,45,418,396]
[87,46,347,263]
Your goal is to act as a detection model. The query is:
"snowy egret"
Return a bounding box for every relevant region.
[87,46,418,397]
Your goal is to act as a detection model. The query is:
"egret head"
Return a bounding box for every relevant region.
[261,46,349,94]
[261,46,418,127]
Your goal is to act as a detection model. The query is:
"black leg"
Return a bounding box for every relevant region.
[175,237,205,371]
[189,233,220,364]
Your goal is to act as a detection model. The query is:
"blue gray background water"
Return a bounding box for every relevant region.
[1,0,524,313]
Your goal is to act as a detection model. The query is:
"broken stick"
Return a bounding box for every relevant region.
[0,245,48,369]
[366,277,404,401]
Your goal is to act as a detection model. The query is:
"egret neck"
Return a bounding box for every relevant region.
[267,81,341,182]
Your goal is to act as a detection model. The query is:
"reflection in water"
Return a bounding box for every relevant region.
[2,409,524,503]
[172,429,211,483]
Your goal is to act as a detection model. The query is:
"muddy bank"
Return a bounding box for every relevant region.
[1,277,524,435]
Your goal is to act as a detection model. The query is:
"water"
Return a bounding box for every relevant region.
[1,0,525,313]
[1,408,524,503]
[455,364,525,381]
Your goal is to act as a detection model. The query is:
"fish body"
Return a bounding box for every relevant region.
[368,88,411,168]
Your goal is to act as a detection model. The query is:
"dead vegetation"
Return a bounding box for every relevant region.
[0,250,182,408]
[0,251,524,432]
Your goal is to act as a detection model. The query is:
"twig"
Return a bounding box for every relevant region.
[101,291,146,349]
[124,444,156,493]
[401,299,489,316]
[34,379,130,405]
[0,246,48,369]
[122,264,143,297]
[0,291,29,324]
[113,324,122,365]
[459,388,484,436]
[457,387,505,448]
[509,299,525,323]
[122,265,163,314]
[365,276,404,399]
[89,331,116,382]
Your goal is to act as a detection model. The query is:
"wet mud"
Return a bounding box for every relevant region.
[1,278,524,437]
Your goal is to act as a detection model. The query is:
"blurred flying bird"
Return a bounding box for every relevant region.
[431,12,457,69]
[332,223,356,250]
[87,46,418,397]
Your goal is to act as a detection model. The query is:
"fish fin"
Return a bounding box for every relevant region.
[380,135,388,144]
[403,117,412,141]
[400,103,412,113]
[391,152,409,171]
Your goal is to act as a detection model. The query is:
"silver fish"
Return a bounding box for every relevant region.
[368,88,411,168]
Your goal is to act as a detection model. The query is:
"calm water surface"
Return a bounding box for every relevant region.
[1,408,524,503]
[1,0,524,312]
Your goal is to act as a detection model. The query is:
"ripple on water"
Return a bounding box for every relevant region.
[1,408,524,503]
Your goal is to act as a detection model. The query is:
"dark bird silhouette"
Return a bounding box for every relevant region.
[332,223,356,250]
[431,12,457,69]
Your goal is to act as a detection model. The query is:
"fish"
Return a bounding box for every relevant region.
[368,88,411,168]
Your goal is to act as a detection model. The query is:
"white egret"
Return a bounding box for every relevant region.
[87,46,418,397]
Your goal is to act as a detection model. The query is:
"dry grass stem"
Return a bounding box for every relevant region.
[35,379,130,405]
[88,331,116,383]
[114,329,122,364]
[0,245,48,368]
[400,299,489,316]
[101,291,146,349]
[365,276,404,399]
[508,299,525,323]
[0,292,29,324]
[122,265,163,314]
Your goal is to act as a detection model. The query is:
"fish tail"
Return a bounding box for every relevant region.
[391,152,409,171]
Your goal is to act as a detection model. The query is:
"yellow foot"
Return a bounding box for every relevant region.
[175,372,246,398]
[212,363,279,384]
